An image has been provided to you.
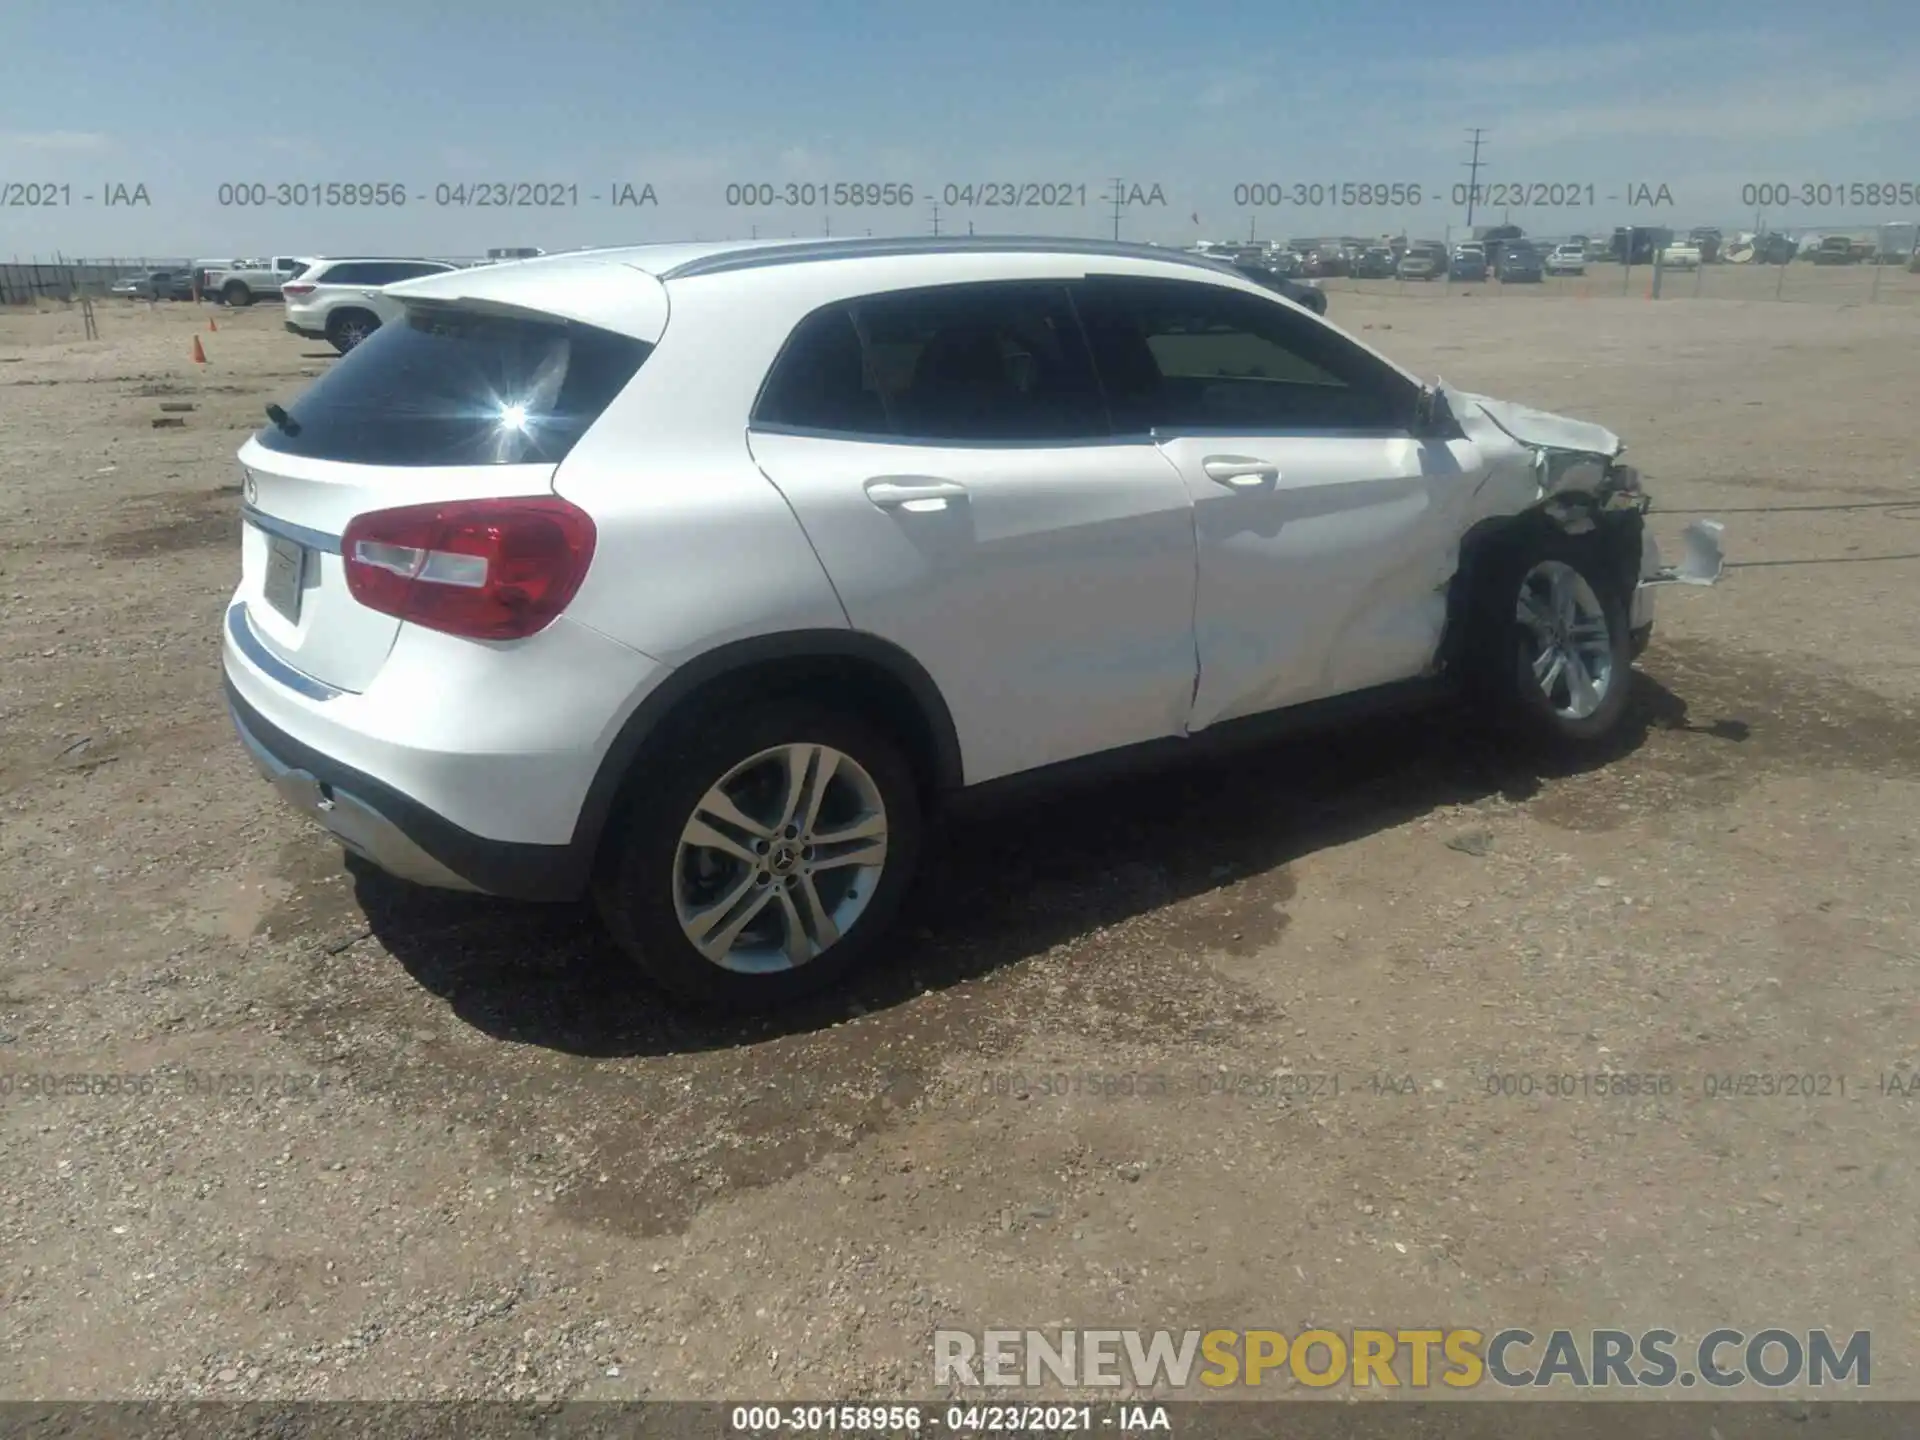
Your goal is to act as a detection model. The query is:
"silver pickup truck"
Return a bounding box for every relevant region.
[208,256,316,307]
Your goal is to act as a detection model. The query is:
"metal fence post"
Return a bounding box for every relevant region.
[1869,225,1885,304]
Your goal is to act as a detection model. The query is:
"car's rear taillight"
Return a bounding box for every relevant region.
[282,283,316,297]
[341,496,596,640]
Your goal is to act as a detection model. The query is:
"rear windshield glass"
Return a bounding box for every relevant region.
[255,303,651,467]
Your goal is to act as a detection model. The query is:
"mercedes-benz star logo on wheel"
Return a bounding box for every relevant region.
[242,471,257,505]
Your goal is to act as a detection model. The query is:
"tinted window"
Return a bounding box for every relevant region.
[1075,276,1411,433]
[858,283,1107,442]
[754,307,890,434]
[315,262,372,285]
[756,283,1108,442]
[255,303,651,467]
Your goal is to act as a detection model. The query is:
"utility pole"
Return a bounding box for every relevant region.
[1463,128,1487,230]
[929,202,942,236]
[1109,178,1125,241]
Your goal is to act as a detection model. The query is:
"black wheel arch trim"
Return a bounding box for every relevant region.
[566,628,965,877]
[1438,499,1645,677]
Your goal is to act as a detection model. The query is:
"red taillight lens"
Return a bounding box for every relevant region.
[282,283,316,297]
[341,496,596,640]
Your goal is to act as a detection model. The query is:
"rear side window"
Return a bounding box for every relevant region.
[314,262,371,285]
[754,307,889,434]
[255,303,651,466]
[754,282,1109,443]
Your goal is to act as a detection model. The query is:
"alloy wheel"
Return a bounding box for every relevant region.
[1516,560,1615,720]
[671,743,889,974]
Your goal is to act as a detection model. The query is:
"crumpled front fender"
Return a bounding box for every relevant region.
[1433,380,1726,646]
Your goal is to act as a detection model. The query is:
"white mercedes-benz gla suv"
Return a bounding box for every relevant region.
[221,236,1724,1010]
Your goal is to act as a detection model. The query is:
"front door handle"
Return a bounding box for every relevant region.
[1201,456,1280,489]
[864,477,969,509]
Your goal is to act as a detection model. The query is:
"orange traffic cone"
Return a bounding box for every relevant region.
[208,317,218,332]
[191,335,206,364]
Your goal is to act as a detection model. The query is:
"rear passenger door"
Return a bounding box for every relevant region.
[746,281,1200,786]
[1074,274,1478,730]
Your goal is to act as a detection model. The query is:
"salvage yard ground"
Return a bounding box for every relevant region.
[1,277,1917,1401]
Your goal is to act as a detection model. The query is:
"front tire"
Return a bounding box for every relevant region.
[1468,530,1633,751]
[592,701,923,1013]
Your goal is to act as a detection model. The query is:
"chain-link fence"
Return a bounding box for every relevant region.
[0,257,196,306]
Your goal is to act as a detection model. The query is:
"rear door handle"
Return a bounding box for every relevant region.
[1201,456,1280,489]
[864,477,969,509]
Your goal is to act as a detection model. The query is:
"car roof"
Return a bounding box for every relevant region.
[381,236,1285,342]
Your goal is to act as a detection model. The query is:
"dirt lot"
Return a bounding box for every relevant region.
[2,274,1917,1404]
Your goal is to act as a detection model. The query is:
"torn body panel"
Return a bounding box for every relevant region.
[1431,380,1725,668]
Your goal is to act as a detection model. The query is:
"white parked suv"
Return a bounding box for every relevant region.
[282,257,460,353]
[1545,243,1588,276]
[222,237,1726,1011]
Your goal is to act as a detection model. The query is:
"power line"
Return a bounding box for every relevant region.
[1463,128,1487,230]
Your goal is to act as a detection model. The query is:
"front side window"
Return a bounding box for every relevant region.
[255,302,651,466]
[754,282,1110,444]
[1074,276,1413,433]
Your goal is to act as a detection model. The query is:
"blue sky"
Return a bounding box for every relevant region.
[2,0,1915,258]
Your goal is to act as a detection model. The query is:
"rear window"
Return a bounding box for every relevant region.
[255,303,651,466]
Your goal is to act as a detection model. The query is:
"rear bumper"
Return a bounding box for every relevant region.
[220,588,669,901]
[225,677,589,901]
[227,689,479,892]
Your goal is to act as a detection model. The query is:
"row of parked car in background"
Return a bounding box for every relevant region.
[1195,223,1920,282]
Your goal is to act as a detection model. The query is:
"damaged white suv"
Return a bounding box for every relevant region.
[221,237,1725,1011]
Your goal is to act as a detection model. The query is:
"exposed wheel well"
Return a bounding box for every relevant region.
[576,638,963,877]
[1439,492,1645,676]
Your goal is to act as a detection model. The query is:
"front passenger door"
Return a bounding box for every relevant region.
[1074,274,1480,731]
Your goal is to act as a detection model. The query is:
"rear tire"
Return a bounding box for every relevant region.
[222,281,251,308]
[1467,529,1633,752]
[592,700,923,1014]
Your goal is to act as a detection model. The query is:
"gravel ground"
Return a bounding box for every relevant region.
[1,275,1917,1404]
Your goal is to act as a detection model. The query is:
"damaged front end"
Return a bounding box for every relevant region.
[1438,382,1726,652]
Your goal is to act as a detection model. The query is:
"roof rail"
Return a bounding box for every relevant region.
[655,234,1237,282]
